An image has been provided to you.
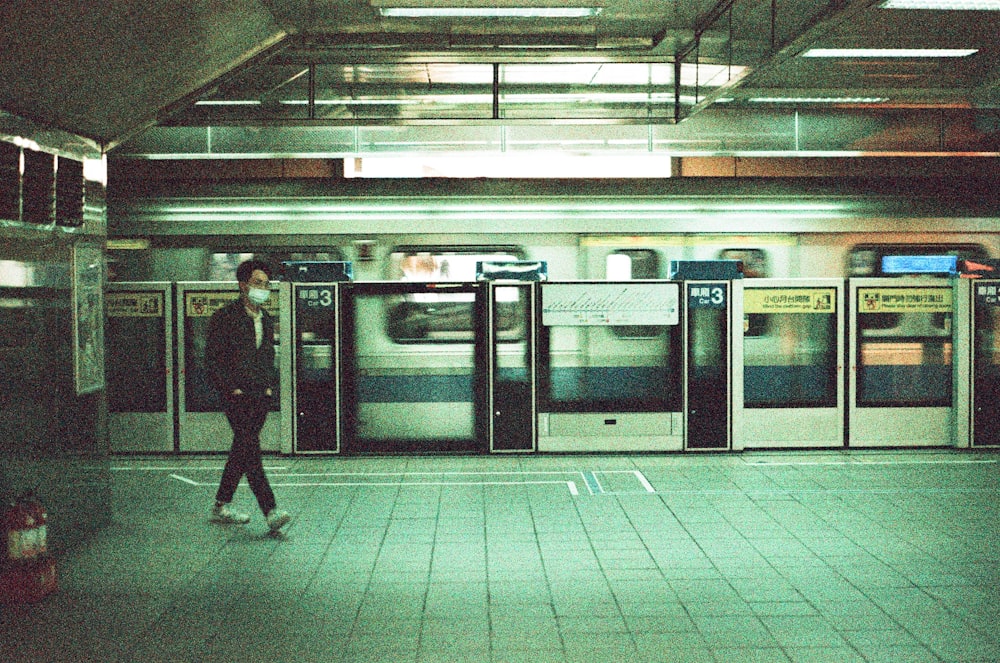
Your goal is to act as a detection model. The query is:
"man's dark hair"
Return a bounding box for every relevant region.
[236,259,271,283]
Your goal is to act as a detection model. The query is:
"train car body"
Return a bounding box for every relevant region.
[104,177,1000,453]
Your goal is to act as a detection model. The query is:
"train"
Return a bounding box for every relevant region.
[102,176,1000,453]
[107,177,1000,284]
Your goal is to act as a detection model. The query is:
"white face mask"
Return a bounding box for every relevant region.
[247,287,270,305]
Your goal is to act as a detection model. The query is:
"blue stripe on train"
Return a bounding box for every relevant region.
[744,364,951,406]
[356,367,669,403]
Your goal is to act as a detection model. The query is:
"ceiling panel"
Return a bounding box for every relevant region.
[2,0,999,153]
[0,0,287,147]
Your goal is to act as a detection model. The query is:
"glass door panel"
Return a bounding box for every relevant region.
[686,282,729,450]
[491,283,535,452]
[105,283,174,452]
[176,283,282,452]
[340,282,487,453]
[293,284,339,453]
[973,281,1000,447]
[849,279,957,447]
[737,281,843,449]
[537,281,682,452]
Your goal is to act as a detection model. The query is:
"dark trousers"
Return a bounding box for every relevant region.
[215,395,277,514]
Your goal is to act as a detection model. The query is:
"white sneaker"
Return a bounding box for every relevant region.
[266,509,290,532]
[211,503,250,524]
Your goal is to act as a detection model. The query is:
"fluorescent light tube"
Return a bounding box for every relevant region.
[879,0,1000,9]
[379,7,601,18]
[802,48,978,57]
[195,100,262,106]
[748,97,888,103]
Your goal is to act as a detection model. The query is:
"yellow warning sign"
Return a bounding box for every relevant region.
[858,287,952,313]
[185,291,278,317]
[106,292,164,318]
[744,288,836,314]
[186,292,238,317]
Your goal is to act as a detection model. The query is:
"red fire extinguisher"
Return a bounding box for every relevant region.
[1,493,56,605]
[4,493,48,562]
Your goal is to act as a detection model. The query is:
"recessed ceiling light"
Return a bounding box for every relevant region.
[378,7,601,18]
[802,48,978,57]
[879,0,1000,9]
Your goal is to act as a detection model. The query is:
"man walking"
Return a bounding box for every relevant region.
[206,259,290,533]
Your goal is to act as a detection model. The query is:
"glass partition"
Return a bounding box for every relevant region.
[182,289,280,412]
[106,284,175,452]
[686,284,729,449]
[106,289,167,413]
[539,282,682,412]
[743,288,837,408]
[341,282,488,452]
[856,286,953,407]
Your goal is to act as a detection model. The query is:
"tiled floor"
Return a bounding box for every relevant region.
[3,449,1000,662]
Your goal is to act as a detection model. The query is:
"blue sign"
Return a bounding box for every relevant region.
[688,283,727,309]
[881,255,957,275]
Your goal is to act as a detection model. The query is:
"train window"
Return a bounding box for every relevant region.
[386,247,523,343]
[607,249,661,339]
[0,142,19,222]
[718,249,768,279]
[720,248,770,336]
[209,250,346,282]
[606,250,659,280]
[208,253,254,281]
[848,244,984,335]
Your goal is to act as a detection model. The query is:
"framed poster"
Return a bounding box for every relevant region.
[73,243,105,394]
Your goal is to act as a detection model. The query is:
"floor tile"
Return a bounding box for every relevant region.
[2,449,997,663]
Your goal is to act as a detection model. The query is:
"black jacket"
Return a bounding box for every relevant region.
[205,299,277,398]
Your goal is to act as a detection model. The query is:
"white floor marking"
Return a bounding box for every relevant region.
[169,474,199,485]
[266,470,601,477]
[743,458,997,467]
[654,487,997,495]
[112,466,288,471]
[582,471,604,495]
[169,474,582,494]
[634,470,656,493]
[157,469,647,496]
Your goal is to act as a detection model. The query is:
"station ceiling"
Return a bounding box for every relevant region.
[2,0,1000,157]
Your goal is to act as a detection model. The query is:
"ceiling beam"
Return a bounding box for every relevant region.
[676,0,879,123]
